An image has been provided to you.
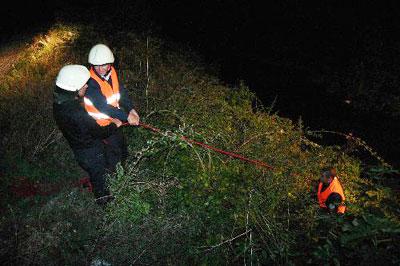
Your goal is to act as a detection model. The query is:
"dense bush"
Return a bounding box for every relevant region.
[0,24,399,265]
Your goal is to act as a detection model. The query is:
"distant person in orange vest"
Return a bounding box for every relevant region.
[317,168,346,214]
[84,44,140,171]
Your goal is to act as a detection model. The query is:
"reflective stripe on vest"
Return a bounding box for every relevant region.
[84,66,121,126]
[317,177,346,214]
[83,97,112,126]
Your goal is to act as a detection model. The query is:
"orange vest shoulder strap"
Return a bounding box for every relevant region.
[89,66,120,98]
[110,66,120,94]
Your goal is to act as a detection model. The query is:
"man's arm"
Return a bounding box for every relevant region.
[78,109,119,139]
[119,84,140,125]
[325,192,343,211]
[119,84,134,112]
[85,81,129,121]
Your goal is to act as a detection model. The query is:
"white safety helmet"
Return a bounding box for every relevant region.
[55,65,90,91]
[88,44,115,65]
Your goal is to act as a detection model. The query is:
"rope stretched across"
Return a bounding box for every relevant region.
[128,122,275,170]
[11,122,274,199]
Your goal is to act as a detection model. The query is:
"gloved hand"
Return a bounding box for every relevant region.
[111,118,122,127]
[127,109,140,126]
[328,203,336,211]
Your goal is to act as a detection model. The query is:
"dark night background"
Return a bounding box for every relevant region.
[1,0,399,167]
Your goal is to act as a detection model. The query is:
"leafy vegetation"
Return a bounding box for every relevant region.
[0,24,399,265]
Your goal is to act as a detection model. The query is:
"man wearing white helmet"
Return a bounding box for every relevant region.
[53,65,122,203]
[84,43,139,170]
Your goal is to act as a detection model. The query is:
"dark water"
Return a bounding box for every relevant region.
[212,54,400,168]
[148,2,400,168]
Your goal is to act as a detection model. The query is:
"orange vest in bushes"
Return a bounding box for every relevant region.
[317,176,346,214]
[84,66,120,126]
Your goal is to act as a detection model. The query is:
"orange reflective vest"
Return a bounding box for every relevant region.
[317,176,346,214]
[84,66,120,126]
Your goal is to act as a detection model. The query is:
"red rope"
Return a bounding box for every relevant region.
[10,123,274,200]
[10,176,93,198]
[124,122,274,170]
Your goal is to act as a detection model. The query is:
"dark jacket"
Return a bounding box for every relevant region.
[85,69,134,122]
[53,86,116,150]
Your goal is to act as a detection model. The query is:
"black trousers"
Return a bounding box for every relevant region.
[73,131,127,198]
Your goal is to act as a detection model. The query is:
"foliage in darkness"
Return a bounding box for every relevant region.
[0,25,399,265]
